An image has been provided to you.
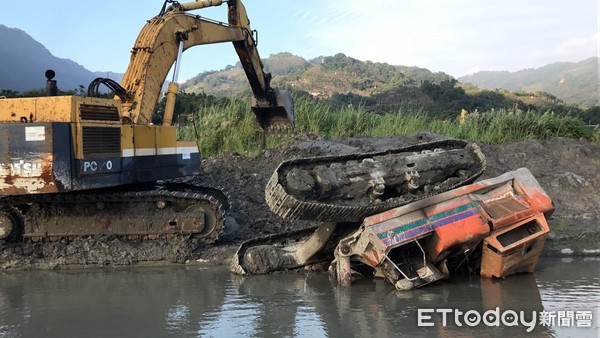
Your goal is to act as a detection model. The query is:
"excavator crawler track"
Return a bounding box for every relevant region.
[0,183,227,243]
[230,225,320,275]
[266,139,486,222]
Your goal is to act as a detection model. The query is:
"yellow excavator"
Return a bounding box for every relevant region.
[0,0,293,242]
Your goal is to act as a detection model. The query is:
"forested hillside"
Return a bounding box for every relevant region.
[459,57,598,108]
[181,52,453,98]
[181,53,598,122]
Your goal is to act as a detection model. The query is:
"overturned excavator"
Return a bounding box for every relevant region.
[330,167,553,291]
[231,139,487,274]
[231,140,554,291]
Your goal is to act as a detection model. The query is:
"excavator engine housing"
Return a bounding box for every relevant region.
[0,96,200,195]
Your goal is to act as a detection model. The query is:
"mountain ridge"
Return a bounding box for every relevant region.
[458,57,598,107]
[0,24,101,92]
[0,24,596,108]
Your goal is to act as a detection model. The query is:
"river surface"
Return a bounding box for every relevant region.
[0,257,597,338]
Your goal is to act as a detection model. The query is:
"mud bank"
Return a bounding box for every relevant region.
[1,133,598,270]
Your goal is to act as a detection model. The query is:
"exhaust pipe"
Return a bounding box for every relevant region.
[45,69,58,96]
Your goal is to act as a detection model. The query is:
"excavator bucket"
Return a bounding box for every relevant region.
[252,89,295,133]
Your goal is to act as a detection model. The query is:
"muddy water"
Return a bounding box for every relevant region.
[0,257,597,338]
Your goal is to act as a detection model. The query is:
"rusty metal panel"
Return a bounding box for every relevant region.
[0,123,59,195]
[480,215,550,278]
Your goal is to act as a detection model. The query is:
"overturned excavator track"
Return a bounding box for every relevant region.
[232,139,487,275]
[266,139,486,221]
[0,183,227,243]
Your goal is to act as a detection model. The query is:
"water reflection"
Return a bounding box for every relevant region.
[0,257,597,337]
[230,271,554,337]
[0,267,230,337]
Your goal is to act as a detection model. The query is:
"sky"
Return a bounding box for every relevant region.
[1,0,597,82]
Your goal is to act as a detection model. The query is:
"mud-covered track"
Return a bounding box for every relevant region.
[266,139,486,222]
[0,184,228,244]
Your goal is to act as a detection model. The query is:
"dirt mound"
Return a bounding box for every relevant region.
[480,138,600,229]
[1,134,598,269]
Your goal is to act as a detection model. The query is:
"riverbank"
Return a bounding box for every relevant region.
[0,134,598,270]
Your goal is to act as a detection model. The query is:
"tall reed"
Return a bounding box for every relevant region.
[177,97,597,157]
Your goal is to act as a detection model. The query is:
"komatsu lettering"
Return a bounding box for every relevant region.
[0,160,43,176]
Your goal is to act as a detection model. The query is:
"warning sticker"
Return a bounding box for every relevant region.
[25,126,45,141]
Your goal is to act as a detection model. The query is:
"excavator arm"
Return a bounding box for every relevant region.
[116,0,294,131]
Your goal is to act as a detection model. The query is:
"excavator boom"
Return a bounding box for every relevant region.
[117,0,294,131]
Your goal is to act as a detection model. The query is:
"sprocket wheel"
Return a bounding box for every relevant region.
[0,207,22,240]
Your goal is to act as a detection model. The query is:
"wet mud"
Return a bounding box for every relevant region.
[1,133,598,269]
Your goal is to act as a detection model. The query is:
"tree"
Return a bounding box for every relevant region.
[0,89,19,98]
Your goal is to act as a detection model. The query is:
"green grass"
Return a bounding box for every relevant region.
[177,96,598,157]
